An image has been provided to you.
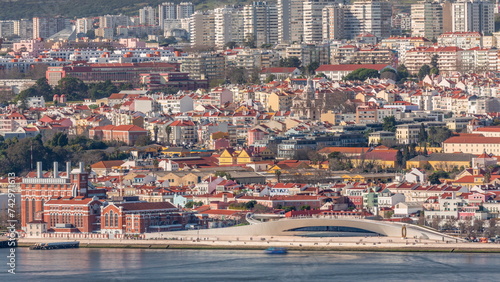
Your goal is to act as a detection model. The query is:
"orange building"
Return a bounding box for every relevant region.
[89,124,148,145]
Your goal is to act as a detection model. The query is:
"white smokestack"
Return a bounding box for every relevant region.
[66,162,71,178]
[53,162,59,178]
[36,162,43,178]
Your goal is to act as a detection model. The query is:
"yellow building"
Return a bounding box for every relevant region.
[218,148,236,165]
[218,148,259,165]
[268,92,293,112]
[406,153,474,171]
[158,172,209,186]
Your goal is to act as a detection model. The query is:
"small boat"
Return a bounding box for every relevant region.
[264,247,288,254]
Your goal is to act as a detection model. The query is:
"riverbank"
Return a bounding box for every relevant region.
[17,236,500,253]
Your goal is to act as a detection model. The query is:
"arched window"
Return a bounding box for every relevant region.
[105,213,109,227]
[114,213,118,227]
[31,198,36,221]
[25,199,30,223]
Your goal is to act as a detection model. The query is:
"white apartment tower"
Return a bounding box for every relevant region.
[303,0,343,43]
[452,0,494,34]
[190,11,216,48]
[33,17,71,39]
[14,19,33,39]
[76,18,94,34]
[411,1,443,39]
[322,4,345,41]
[0,21,15,38]
[243,1,278,47]
[214,7,245,48]
[277,0,305,43]
[177,2,195,19]
[139,6,156,26]
[344,0,393,39]
[159,2,177,28]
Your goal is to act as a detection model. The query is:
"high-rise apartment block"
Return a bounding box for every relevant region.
[14,19,33,39]
[76,18,94,35]
[411,1,443,39]
[190,11,216,48]
[322,4,346,41]
[214,7,245,48]
[451,0,494,35]
[277,0,305,43]
[177,2,195,19]
[344,0,392,39]
[32,17,71,39]
[139,6,156,26]
[0,21,15,38]
[243,1,278,47]
[159,2,194,28]
[159,2,177,28]
[304,0,341,43]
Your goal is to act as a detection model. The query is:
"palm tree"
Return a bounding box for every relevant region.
[153,125,159,143]
[165,125,172,146]
[275,169,282,183]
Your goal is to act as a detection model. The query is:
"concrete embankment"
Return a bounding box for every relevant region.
[17,237,500,253]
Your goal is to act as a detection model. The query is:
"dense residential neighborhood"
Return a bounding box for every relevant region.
[2,0,500,241]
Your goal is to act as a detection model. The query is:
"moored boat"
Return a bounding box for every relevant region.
[264,247,288,254]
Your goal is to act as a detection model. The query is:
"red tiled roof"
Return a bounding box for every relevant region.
[118,201,177,211]
[444,136,500,144]
[316,64,390,72]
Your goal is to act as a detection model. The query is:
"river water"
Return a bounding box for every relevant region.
[1,248,500,281]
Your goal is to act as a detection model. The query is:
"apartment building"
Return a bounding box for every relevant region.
[243,1,278,47]
[322,4,345,41]
[179,53,225,81]
[277,0,305,43]
[33,17,71,39]
[190,11,216,48]
[452,0,494,35]
[411,1,443,40]
[344,0,392,39]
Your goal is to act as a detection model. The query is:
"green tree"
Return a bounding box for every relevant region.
[396,149,404,169]
[54,77,88,101]
[306,61,320,76]
[245,200,257,209]
[165,126,172,145]
[275,169,282,183]
[429,171,450,184]
[382,116,397,132]
[380,68,398,81]
[418,64,431,80]
[265,74,276,83]
[134,135,151,146]
[343,68,380,81]
[427,126,453,147]
[279,57,301,68]
[224,41,237,49]
[418,123,428,145]
[396,64,409,81]
[85,30,95,39]
[430,54,439,69]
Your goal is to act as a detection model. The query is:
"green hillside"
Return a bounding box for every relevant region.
[0,0,249,20]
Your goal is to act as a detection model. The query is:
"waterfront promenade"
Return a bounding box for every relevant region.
[17,235,500,252]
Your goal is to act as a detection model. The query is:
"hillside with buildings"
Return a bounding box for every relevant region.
[0,0,248,20]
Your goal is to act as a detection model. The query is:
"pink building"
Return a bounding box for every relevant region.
[247,128,265,146]
[12,39,46,57]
